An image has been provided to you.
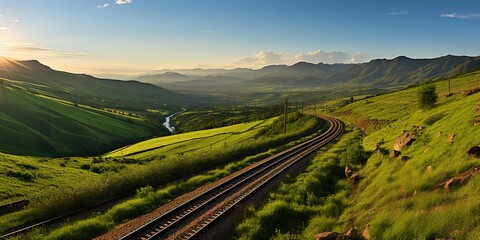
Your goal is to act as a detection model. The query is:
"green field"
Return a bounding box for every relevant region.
[237,71,480,239]
[0,112,321,238]
[0,83,160,156]
[105,118,276,159]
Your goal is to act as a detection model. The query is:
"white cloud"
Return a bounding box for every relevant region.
[9,44,86,57]
[294,50,350,63]
[234,50,369,67]
[115,0,133,4]
[388,11,408,15]
[234,51,283,66]
[203,30,216,34]
[97,3,110,8]
[441,13,480,19]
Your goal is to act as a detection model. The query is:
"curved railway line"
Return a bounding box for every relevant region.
[117,115,344,240]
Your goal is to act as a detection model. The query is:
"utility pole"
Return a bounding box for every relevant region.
[448,79,451,93]
[283,98,288,135]
[301,102,304,114]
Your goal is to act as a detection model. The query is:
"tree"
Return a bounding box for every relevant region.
[417,83,438,110]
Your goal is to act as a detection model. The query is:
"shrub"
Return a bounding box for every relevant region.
[46,218,109,240]
[423,113,444,126]
[80,164,91,170]
[6,169,36,182]
[417,83,438,110]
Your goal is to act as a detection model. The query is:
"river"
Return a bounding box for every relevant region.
[163,108,186,133]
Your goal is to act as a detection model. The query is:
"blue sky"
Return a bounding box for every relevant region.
[0,0,479,76]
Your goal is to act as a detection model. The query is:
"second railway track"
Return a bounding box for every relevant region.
[118,115,344,240]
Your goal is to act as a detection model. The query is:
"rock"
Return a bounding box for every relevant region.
[350,173,360,184]
[441,167,480,191]
[444,178,462,190]
[344,228,359,239]
[401,155,410,161]
[462,86,480,96]
[315,232,340,240]
[393,131,415,151]
[447,133,455,143]
[345,165,353,178]
[443,92,453,98]
[362,224,370,240]
[467,146,480,158]
[389,150,401,158]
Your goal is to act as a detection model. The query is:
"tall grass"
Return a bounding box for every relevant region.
[236,125,365,240]
[5,114,323,238]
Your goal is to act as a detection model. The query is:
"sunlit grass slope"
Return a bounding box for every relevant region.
[0,82,156,156]
[332,71,480,239]
[237,70,480,240]
[105,118,276,159]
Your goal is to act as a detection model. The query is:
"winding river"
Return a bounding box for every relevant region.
[163,108,186,133]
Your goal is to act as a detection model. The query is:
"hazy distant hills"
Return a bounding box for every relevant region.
[0,57,197,156]
[0,57,188,110]
[138,55,480,91]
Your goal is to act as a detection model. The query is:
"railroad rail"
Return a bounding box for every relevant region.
[0,114,327,239]
[120,115,344,240]
[0,200,29,216]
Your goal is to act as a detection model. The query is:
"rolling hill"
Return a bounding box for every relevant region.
[236,69,480,239]
[0,57,189,110]
[0,57,194,156]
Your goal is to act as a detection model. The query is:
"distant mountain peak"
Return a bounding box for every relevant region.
[0,57,52,71]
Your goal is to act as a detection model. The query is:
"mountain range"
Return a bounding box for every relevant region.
[137,55,480,92]
[0,57,189,110]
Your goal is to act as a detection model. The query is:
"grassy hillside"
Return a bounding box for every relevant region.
[0,57,189,110]
[0,113,322,238]
[105,112,316,160]
[237,70,480,239]
[172,106,283,133]
[0,82,160,156]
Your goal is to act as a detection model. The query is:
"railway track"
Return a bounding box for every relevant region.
[0,115,326,239]
[119,115,344,240]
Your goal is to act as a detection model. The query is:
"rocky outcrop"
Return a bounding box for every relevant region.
[467,146,480,158]
[440,167,480,190]
[350,173,361,184]
[362,224,370,240]
[443,92,453,98]
[393,127,422,151]
[389,150,401,158]
[345,165,353,178]
[447,133,455,143]
[462,86,480,96]
[393,132,415,151]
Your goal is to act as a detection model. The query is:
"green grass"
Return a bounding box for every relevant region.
[27,114,323,240]
[243,70,480,239]
[0,112,322,238]
[236,125,364,240]
[105,118,275,158]
[0,84,159,156]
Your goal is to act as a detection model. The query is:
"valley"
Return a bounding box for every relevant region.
[1,1,480,239]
